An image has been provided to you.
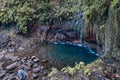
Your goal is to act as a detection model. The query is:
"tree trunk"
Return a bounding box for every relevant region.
[45,18,53,41]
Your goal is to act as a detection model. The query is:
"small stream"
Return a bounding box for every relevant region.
[35,42,98,69]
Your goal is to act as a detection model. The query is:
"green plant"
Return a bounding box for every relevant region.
[48,68,58,77]
[84,68,91,76]
[74,62,85,71]
[50,77,59,80]
[61,66,75,76]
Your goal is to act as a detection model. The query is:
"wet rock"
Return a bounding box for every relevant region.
[66,31,78,39]
[6,62,18,71]
[33,67,40,73]
[32,73,39,79]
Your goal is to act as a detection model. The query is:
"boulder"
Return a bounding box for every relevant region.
[43,71,48,75]
[31,56,36,60]
[42,77,46,80]
[33,67,40,73]
[33,58,39,63]
[32,63,39,68]
[32,73,39,79]
[0,72,6,79]
[6,62,18,71]
[40,66,45,71]
[27,59,33,67]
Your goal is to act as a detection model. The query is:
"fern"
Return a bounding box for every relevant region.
[48,68,58,77]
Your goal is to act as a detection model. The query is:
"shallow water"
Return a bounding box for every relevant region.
[37,42,98,69]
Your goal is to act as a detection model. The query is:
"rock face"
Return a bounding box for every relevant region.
[31,25,79,42]
[0,33,10,49]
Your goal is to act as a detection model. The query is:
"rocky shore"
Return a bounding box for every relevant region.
[0,53,50,80]
[0,28,120,80]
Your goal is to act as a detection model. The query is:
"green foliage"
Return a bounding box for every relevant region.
[74,62,85,71]
[0,0,83,32]
[61,66,76,76]
[84,68,91,76]
[60,61,100,76]
[48,68,58,77]
[48,59,103,79]
[50,77,59,80]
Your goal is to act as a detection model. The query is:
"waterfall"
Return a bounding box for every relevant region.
[79,14,84,44]
[80,28,82,44]
[66,13,84,44]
